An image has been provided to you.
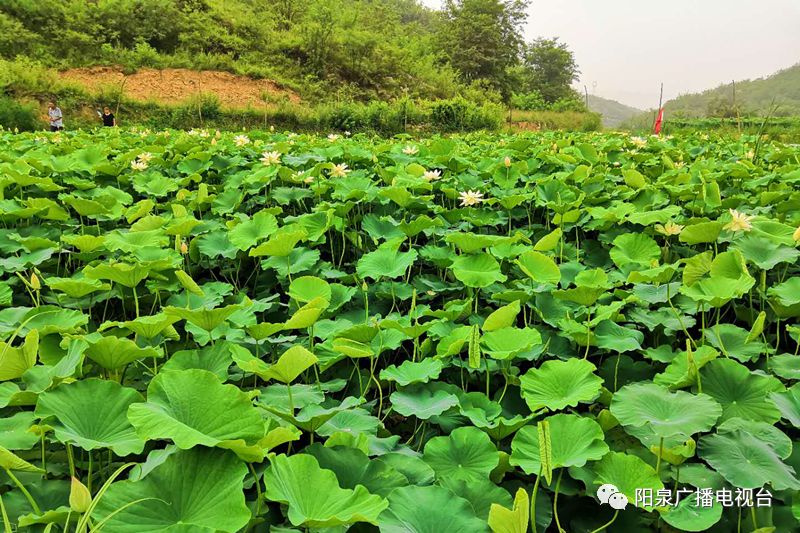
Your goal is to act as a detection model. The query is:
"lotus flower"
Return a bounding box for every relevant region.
[503,156,512,168]
[180,241,189,255]
[724,209,754,233]
[792,225,800,242]
[131,159,148,171]
[403,145,418,155]
[303,175,315,184]
[423,169,441,181]
[260,151,281,166]
[655,222,684,236]
[459,190,485,207]
[233,135,250,147]
[137,152,153,163]
[330,163,350,177]
[328,134,340,142]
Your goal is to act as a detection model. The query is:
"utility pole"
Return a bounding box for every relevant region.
[652,83,664,130]
[584,85,589,110]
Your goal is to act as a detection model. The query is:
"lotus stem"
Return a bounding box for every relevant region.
[655,437,664,478]
[588,510,619,533]
[553,469,564,533]
[4,468,41,516]
[530,472,541,533]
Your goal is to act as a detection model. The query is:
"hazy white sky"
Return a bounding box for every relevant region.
[420,0,800,109]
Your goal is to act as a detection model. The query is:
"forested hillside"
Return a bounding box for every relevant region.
[665,63,800,117]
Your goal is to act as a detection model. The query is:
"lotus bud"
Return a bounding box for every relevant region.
[503,156,512,168]
[30,273,41,291]
[793,225,800,243]
[69,477,92,513]
[180,241,189,255]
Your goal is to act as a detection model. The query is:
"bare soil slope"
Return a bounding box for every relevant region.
[60,67,300,108]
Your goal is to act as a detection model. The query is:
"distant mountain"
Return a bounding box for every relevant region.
[665,63,800,118]
[586,95,643,128]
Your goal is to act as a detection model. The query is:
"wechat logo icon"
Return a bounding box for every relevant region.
[597,484,628,510]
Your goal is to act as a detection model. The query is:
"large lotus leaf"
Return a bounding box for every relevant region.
[85,335,161,370]
[161,342,234,380]
[317,408,381,437]
[289,276,332,304]
[227,210,278,250]
[451,253,507,288]
[769,354,800,381]
[698,430,800,490]
[283,297,328,330]
[516,250,561,285]
[660,495,723,532]
[93,447,250,533]
[36,379,144,456]
[520,358,602,412]
[267,396,364,432]
[356,244,418,281]
[481,327,542,359]
[390,383,459,420]
[679,221,723,245]
[45,277,110,298]
[0,445,44,473]
[510,414,608,474]
[488,488,529,533]
[594,452,664,511]
[378,485,487,533]
[482,300,521,332]
[263,453,388,528]
[610,233,660,268]
[0,330,38,381]
[0,412,38,450]
[0,306,87,337]
[679,250,755,307]
[701,358,784,422]
[594,320,643,353]
[249,226,307,257]
[380,358,442,386]
[127,369,266,452]
[423,426,498,483]
[107,313,180,339]
[653,345,719,389]
[305,444,407,497]
[233,344,317,384]
[163,303,242,332]
[717,417,792,459]
[83,262,150,288]
[732,234,800,270]
[704,323,769,362]
[769,382,800,427]
[610,382,721,439]
[440,477,512,521]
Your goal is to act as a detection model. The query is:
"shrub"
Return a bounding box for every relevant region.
[0,96,40,131]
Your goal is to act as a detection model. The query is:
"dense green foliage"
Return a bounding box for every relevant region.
[0,128,799,532]
[0,0,582,107]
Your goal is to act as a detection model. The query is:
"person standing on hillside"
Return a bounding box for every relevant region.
[100,106,116,127]
[46,101,64,131]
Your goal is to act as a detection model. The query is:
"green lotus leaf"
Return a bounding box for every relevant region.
[769,354,800,381]
[610,382,722,439]
[227,210,278,250]
[85,335,161,371]
[679,221,723,245]
[653,345,719,389]
[423,426,498,483]
[93,447,250,533]
[440,477,512,521]
[233,344,317,384]
[390,383,459,420]
[732,234,800,270]
[609,233,660,268]
[660,494,723,532]
[378,485,486,533]
[717,417,792,459]
[36,379,144,456]
[520,358,602,412]
[679,250,755,307]
[0,330,38,381]
[44,277,110,298]
[163,303,242,332]
[317,407,381,437]
[451,253,507,288]
[106,313,180,339]
[533,227,562,252]
[481,327,542,359]
[705,323,770,362]
[768,277,800,308]
[594,320,643,352]
[305,444,406,497]
[83,262,150,288]
[380,358,443,386]
[282,297,327,329]
[769,382,800,427]
[127,369,266,453]
[516,250,561,285]
[289,275,331,304]
[249,226,308,257]
[594,452,664,511]
[701,358,784,422]
[482,300,521,332]
[510,414,608,474]
[488,488,529,533]
[197,231,239,259]
[267,396,364,432]
[698,430,800,490]
[161,342,235,380]
[357,243,418,280]
[0,445,44,473]
[263,453,388,528]
[0,412,38,450]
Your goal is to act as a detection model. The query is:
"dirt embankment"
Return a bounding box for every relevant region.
[59,67,300,109]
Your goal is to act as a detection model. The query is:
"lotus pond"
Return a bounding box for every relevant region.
[0,128,799,532]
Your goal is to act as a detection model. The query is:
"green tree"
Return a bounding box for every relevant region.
[439,0,529,98]
[520,37,580,103]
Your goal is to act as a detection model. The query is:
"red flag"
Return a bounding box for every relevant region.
[653,108,665,135]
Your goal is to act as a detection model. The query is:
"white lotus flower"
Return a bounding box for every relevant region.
[233,134,250,146]
[330,163,350,177]
[328,134,340,142]
[655,221,684,236]
[137,152,153,163]
[724,209,754,233]
[423,169,442,182]
[459,190,485,207]
[131,159,148,171]
[630,136,647,147]
[403,145,418,155]
[303,176,315,184]
[260,151,281,166]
